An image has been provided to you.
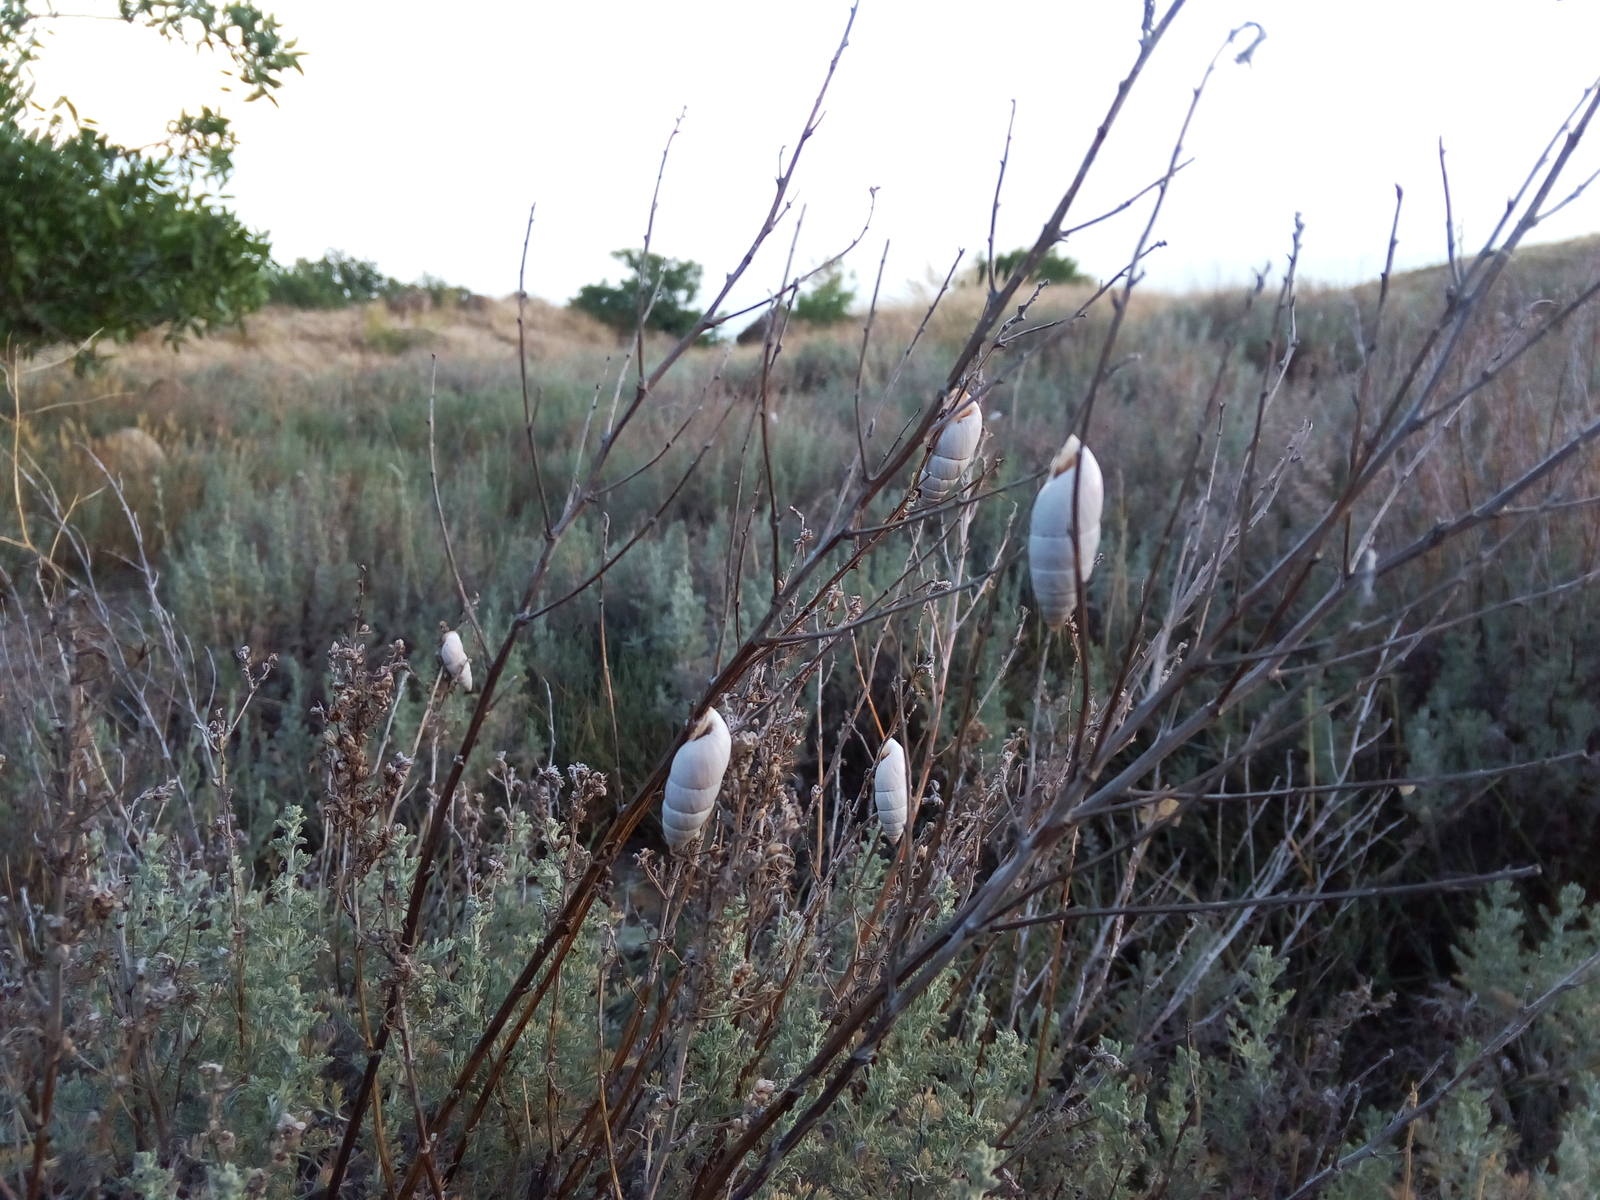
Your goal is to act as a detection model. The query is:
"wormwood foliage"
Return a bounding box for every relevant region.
[8,7,1600,1192]
[3,607,1600,1198]
[4,242,1600,1192]
[5,235,1600,1194]
[1326,884,1600,1200]
[0,634,1023,1196]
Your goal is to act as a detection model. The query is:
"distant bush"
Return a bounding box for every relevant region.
[793,266,856,325]
[266,254,483,317]
[570,248,703,336]
[415,272,476,310]
[362,317,436,354]
[977,246,1087,286]
[264,250,395,309]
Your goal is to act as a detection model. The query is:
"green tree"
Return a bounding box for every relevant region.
[570,248,703,337]
[793,266,855,325]
[0,1,302,354]
[979,246,1087,287]
[265,251,396,309]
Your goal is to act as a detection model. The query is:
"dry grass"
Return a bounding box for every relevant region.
[100,294,617,375]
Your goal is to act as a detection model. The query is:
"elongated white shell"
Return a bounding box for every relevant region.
[1028,436,1105,630]
[918,392,983,503]
[663,708,732,852]
[440,629,473,692]
[874,737,909,843]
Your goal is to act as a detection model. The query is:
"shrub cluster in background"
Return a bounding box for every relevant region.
[3,241,1600,1196]
[975,246,1088,287]
[263,251,477,313]
[567,252,858,346]
[570,247,705,336]
[262,250,392,309]
[792,265,857,325]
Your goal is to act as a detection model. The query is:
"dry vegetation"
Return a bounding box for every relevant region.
[6,12,1600,1199]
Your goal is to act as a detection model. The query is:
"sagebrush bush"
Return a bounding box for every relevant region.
[5,244,1600,1194]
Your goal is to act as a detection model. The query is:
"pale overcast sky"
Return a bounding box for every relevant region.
[24,1,1600,313]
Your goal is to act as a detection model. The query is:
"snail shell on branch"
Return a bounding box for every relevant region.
[440,629,473,692]
[918,391,983,503]
[1028,436,1105,630]
[874,737,909,843]
[663,708,732,852]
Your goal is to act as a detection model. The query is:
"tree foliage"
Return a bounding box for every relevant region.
[570,248,704,337]
[263,253,478,312]
[979,246,1087,286]
[0,1,301,353]
[1,121,270,350]
[264,250,394,309]
[114,0,301,104]
[793,265,855,325]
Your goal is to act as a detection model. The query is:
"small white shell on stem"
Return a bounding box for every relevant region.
[1028,436,1105,630]
[440,629,473,692]
[662,708,732,852]
[918,391,983,503]
[874,737,909,843]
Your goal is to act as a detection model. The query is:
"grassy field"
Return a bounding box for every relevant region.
[26,244,1600,814]
[4,237,1600,1197]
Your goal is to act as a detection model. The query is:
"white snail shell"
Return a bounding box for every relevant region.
[918,392,983,503]
[662,708,733,852]
[874,737,909,843]
[440,629,473,692]
[1028,436,1105,630]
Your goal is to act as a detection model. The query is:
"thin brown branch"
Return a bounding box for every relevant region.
[985,100,1017,296]
[987,866,1539,933]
